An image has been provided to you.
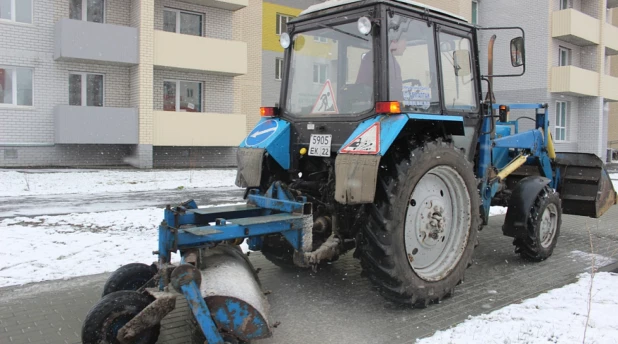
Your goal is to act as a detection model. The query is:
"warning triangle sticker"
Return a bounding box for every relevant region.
[311,80,339,114]
[340,122,381,154]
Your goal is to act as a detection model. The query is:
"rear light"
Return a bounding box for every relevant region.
[375,101,401,114]
[260,107,279,117]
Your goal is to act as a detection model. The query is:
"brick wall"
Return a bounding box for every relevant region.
[153,146,237,168]
[154,0,234,40]
[153,69,234,113]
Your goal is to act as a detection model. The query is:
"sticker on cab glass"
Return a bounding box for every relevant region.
[245,119,278,147]
[311,80,339,114]
[403,85,431,109]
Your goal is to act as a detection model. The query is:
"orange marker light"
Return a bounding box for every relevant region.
[376,101,401,114]
[260,107,277,117]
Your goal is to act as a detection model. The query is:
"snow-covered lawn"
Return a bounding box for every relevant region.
[0,169,238,197]
[417,272,618,344]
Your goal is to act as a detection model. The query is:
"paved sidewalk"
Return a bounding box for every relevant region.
[1,210,617,344]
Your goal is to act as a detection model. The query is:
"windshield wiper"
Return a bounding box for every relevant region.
[318,23,368,41]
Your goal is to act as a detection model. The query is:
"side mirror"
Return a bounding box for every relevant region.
[510,37,525,67]
[453,50,471,77]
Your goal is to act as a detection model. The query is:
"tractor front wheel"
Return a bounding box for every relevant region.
[357,141,480,307]
[513,186,562,261]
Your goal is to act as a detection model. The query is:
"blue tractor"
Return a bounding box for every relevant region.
[82,1,617,343]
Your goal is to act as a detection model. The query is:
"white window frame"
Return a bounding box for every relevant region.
[0,66,34,107]
[0,0,33,24]
[275,58,283,81]
[276,13,293,35]
[164,7,203,36]
[471,0,478,25]
[69,72,105,107]
[555,101,568,142]
[559,46,571,66]
[163,79,203,112]
[313,63,328,84]
[71,0,105,23]
[313,36,328,43]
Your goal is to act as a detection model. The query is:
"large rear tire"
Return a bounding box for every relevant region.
[513,186,562,261]
[357,141,480,306]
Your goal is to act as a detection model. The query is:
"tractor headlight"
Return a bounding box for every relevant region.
[357,17,372,35]
[280,33,291,49]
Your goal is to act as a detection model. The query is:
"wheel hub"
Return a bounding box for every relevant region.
[539,203,558,248]
[404,166,472,282]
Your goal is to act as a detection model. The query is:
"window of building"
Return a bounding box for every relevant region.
[69,72,104,107]
[69,0,104,23]
[0,67,33,106]
[276,14,293,35]
[0,0,33,24]
[313,63,328,84]
[471,1,478,25]
[314,36,328,43]
[555,101,568,141]
[163,80,202,112]
[559,46,571,66]
[163,8,203,36]
[559,0,570,10]
[275,58,283,80]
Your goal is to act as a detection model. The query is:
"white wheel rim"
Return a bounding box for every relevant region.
[404,165,472,282]
[539,203,558,248]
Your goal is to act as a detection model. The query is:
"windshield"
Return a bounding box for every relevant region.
[285,21,374,117]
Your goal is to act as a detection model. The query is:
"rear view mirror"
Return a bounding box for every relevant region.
[510,37,525,67]
[453,50,471,77]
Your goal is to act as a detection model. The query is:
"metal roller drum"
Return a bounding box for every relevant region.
[196,245,271,342]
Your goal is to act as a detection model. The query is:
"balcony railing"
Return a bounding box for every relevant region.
[605,23,618,55]
[54,19,138,65]
[603,75,618,102]
[154,30,247,76]
[54,105,138,144]
[153,111,247,146]
[177,0,247,11]
[552,9,600,46]
[550,66,600,97]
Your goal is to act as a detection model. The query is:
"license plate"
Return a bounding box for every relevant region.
[308,134,332,157]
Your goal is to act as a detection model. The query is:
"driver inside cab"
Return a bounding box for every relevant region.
[355,37,407,102]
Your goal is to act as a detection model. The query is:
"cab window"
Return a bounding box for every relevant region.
[387,15,440,113]
[439,32,477,111]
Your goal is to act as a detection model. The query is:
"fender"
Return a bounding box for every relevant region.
[335,114,465,204]
[236,118,290,188]
[502,176,551,238]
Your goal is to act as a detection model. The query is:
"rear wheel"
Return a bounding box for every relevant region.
[81,291,160,344]
[513,186,561,261]
[357,141,480,306]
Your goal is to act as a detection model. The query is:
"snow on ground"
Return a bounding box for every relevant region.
[0,205,245,287]
[0,169,238,197]
[417,272,618,344]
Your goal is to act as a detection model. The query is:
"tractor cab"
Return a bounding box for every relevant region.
[274,0,481,163]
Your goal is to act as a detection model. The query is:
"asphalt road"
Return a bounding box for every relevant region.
[1,207,617,344]
[0,187,245,218]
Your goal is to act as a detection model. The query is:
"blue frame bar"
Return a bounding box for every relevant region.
[181,281,224,344]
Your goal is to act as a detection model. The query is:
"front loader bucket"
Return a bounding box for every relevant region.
[554,153,617,218]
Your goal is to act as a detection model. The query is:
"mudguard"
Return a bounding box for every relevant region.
[502,176,551,238]
[236,118,291,188]
[335,114,465,204]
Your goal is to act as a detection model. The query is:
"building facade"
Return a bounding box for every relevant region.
[606,9,618,154]
[0,0,261,168]
[477,0,618,160]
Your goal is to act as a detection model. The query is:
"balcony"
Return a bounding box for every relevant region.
[550,66,600,97]
[605,23,618,55]
[552,9,600,46]
[177,0,247,11]
[153,111,247,146]
[153,31,247,76]
[54,19,138,65]
[603,75,618,102]
[54,105,138,144]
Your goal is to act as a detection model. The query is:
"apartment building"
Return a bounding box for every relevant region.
[606,9,618,153]
[477,0,618,160]
[261,0,472,108]
[0,0,261,168]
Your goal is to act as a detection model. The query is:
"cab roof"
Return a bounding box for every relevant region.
[300,0,467,22]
